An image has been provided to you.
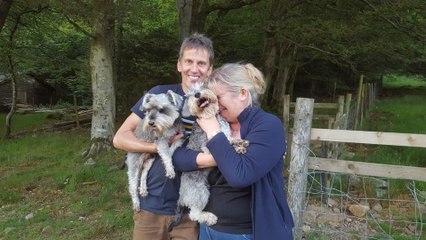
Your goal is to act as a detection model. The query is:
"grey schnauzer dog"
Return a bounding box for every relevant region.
[175,83,249,226]
[126,90,183,211]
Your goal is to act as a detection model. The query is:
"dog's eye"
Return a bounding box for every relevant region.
[158,108,164,113]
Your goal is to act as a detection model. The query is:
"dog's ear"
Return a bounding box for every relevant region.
[142,93,153,106]
[167,90,183,109]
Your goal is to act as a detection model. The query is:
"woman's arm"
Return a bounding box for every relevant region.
[172,146,217,171]
[201,114,286,188]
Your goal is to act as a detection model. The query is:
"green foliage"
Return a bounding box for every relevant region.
[0,1,92,105]
[205,1,267,66]
[1,0,426,115]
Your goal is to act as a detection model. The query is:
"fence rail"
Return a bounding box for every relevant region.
[311,128,426,148]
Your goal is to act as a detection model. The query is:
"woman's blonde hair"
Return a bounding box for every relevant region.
[207,63,265,105]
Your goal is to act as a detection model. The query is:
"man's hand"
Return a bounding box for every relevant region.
[168,131,184,145]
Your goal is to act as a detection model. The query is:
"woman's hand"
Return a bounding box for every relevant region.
[168,131,184,145]
[197,117,221,139]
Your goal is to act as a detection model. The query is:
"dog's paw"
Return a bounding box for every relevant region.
[231,139,250,154]
[140,190,148,197]
[201,212,218,226]
[132,202,141,212]
[165,169,176,179]
[139,187,148,197]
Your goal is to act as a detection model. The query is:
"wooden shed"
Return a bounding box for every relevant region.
[0,74,60,111]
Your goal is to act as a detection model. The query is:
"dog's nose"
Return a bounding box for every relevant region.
[194,92,200,98]
[148,120,155,126]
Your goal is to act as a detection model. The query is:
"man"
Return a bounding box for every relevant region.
[113,33,214,240]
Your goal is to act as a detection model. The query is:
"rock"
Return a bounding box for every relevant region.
[84,158,96,165]
[41,225,53,235]
[4,227,16,234]
[25,212,34,220]
[327,198,338,207]
[332,207,341,213]
[372,202,383,212]
[302,225,311,233]
[348,204,367,217]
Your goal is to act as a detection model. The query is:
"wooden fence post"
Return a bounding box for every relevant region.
[355,75,363,129]
[287,98,314,240]
[283,94,290,133]
[336,95,345,119]
[360,83,366,127]
[344,93,352,116]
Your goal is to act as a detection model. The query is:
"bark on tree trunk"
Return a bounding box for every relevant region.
[85,0,116,158]
[177,0,207,40]
[177,0,193,41]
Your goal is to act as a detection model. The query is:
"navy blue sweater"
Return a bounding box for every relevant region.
[173,106,294,240]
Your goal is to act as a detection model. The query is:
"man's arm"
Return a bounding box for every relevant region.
[196,153,217,168]
[113,113,157,153]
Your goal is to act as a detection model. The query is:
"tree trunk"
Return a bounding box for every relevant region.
[272,44,297,114]
[4,54,17,139]
[85,0,116,158]
[4,8,19,139]
[262,0,285,106]
[177,0,208,40]
[177,0,193,40]
[0,0,13,32]
[261,34,277,106]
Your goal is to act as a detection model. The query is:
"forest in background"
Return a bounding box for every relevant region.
[1,0,425,155]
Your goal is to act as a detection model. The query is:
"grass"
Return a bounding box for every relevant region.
[0,113,51,136]
[351,93,426,196]
[358,94,426,168]
[363,95,426,134]
[383,74,426,89]
[0,124,131,239]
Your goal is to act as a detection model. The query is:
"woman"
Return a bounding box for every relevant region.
[173,63,294,240]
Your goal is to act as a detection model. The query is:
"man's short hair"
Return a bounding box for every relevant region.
[179,33,214,66]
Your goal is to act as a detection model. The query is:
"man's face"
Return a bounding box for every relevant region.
[177,48,212,93]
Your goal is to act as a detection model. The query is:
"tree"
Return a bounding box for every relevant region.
[83,0,116,158]
[4,15,18,139]
[1,1,49,138]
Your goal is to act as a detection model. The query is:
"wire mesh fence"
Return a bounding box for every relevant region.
[299,169,426,240]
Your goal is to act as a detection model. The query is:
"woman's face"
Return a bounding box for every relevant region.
[213,83,248,123]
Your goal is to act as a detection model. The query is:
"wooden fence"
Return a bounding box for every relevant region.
[286,98,426,239]
[283,74,377,132]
